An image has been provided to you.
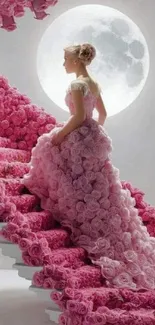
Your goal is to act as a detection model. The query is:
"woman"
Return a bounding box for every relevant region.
[24,43,155,290]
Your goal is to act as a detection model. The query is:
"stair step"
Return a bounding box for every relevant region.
[13,263,42,280]
[29,285,59,310]
[0,242,22,263]
[0,148,30,163]
[9,194,39,213]
[21,211,54,231]
[45,309,60,324]
[0,223,9,243]
[0,161,29,178]
[0,222,7,230]
[0,178,25,195]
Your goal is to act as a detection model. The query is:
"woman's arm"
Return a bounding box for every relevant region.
[51,86,86,145]
[96,93,107,126]
[60,87,86,138]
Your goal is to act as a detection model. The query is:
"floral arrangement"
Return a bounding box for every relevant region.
[0,76,56,150]
[0,75,155,325]
[0,0,58,31]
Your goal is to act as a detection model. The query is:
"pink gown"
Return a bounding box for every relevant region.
[23,79,155,291]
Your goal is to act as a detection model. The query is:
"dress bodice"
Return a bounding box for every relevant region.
[65,79,100,118]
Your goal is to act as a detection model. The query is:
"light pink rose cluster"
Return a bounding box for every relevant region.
[122,181,155,236]
[0,0,58,32]
[0,77,56,150]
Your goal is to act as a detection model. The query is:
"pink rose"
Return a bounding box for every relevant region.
[61,148,70,159]
[113,272,136,289]
[127,262,141,277]
[19,238,31,251]
[85,170,96,181]
[76,213,85,223]
[91,190,101,200]
[70,144,81,156]
[76,201,86,213]
[28,241,43,257]
[66,209,75,221]
[72,164,83,175]
[99,198,110,209]
[22,252,31,265]
[29,257,42,266]
[124,250,138,263]
[81,147,93,158]
[83,160,93,171]
[1,120,9,129]
[77,176,88,188]
[43,278,55,289]
[97,237,110,251]
[58,314,67,325]
[122,232,132,248]
[80,222,92,236]
[69,131,81,143]
[83,209,94,220]
[79,126,89,136]
[6,222,18,232]
[50,291,61,303]
[133,239,143,254]
[87,200,100,211]
[10,234,19,244]
[84,194,93,203]
[18,141,27,150]
[33,271,44,287]
[91,218,103,231]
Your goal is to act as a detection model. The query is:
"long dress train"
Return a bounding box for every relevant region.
[23,79,155,291]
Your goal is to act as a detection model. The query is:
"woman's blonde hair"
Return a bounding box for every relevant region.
[64,43,96,66]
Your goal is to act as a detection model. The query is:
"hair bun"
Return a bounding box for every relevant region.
[79,43,96,66]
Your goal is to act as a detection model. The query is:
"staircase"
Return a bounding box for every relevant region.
[0,76,155,324]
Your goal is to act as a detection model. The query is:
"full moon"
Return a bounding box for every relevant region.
[37,5,150,117]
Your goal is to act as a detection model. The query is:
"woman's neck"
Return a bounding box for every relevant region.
[76,67,89,79]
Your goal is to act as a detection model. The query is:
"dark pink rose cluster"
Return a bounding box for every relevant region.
[0,0,58,32]
[0,77,56,150]
[0,161,29,178]
[1,209,55,241]
[32,264,103,291]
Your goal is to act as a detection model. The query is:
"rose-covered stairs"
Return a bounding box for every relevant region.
[1,76,155,324]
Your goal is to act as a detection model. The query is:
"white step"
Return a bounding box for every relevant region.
[0,222,7,229]
[45,309,61,324]
[0,223,9,243]
[13,263,42,281]
[0,236,10,243]
[0,242,23,263]
[30,285,60,311]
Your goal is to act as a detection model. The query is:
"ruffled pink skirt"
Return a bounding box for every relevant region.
[23,118,155,291]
